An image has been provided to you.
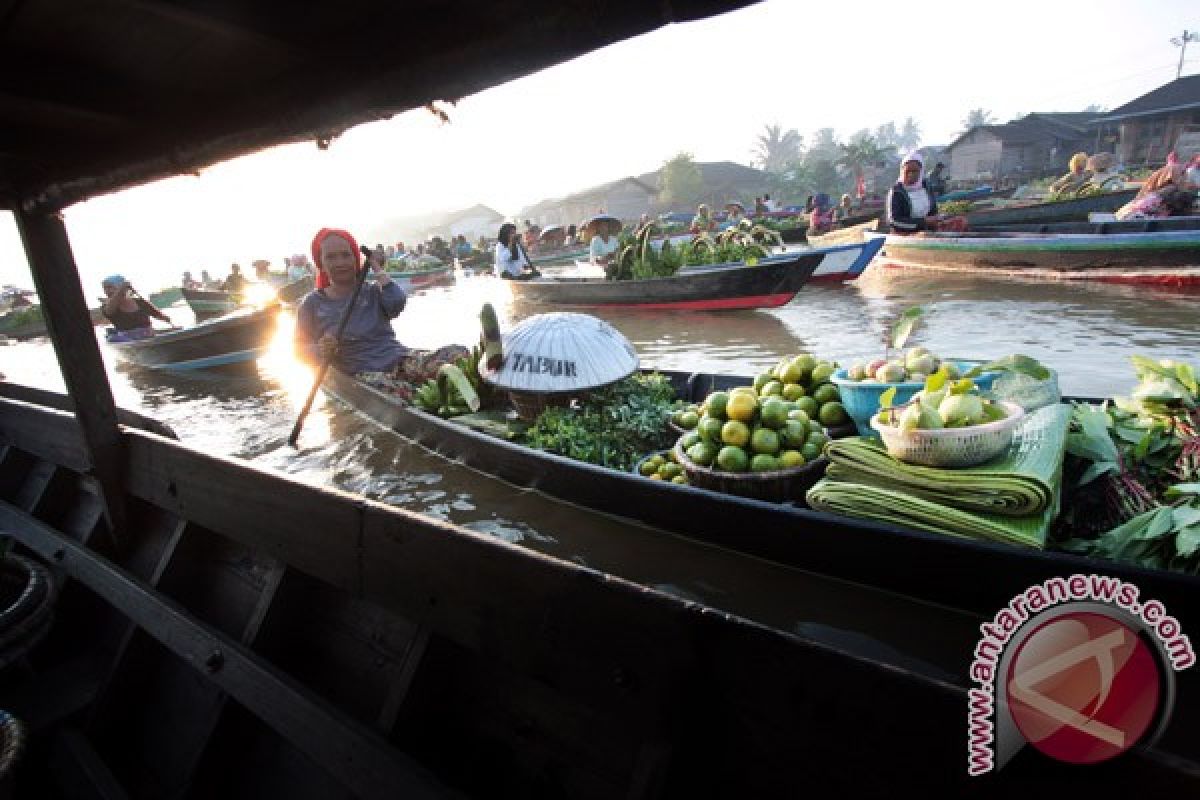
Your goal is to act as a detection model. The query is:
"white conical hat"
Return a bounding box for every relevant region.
[479,312,638,393]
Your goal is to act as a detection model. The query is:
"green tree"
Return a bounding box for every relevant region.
[961,108,996,130]
[838,133,892,179]
[898,117,921,151]
[752,123,803,173]
[807,127,841,162]
[660,152,705,208]
[874,121,899,151]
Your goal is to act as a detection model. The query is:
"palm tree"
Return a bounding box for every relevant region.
[753,123,803,174]
[837,135,891,178]
[961,108,996,131]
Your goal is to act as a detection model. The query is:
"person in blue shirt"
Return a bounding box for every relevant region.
[296,228,468,395]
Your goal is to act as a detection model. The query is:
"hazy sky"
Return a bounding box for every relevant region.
[2,0,1197,292]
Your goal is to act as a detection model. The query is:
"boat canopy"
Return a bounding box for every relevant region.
[0,0,752,213]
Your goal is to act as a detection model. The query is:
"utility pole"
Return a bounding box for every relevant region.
[1171,30,1198,79]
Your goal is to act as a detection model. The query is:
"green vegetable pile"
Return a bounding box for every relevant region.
[520,373,679,471]
[607,222,782,281]
[1058,356,1200,572]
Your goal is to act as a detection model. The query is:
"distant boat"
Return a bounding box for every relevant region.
[105,304,282,370]
[868,216,1200,286]
[506,247,856,310]
[964,189,1138,227]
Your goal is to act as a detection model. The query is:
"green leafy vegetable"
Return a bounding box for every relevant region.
[890,306,923,351]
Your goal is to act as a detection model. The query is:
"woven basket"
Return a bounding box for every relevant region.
[673,440,828,503]
[870,401,1025,468]
[508,390,583,422]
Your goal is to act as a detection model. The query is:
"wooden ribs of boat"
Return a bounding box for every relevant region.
[0,386,1038,798]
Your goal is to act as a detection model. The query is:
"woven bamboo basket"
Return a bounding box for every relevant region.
[673,440,829,504]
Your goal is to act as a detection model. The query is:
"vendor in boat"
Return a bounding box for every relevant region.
[925,162,948,198]
[588,225,619,268]
[886,151,963,234]
[221,263,247,293]
[690,204,715,233]
[181,271,200,289]
[1086,152,1122,190]
[1115,161,1197,221]
[1049,152,1093,195]
[808,193,835,235]
[723,202,746,229]
[296,228,468,394]
[832,193,855,223]
[200,269,217,289]
[494,223,541,281]
[101,274,173,341]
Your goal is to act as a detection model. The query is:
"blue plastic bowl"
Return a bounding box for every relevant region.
[831,361,999,436]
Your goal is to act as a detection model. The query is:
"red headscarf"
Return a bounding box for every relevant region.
[310,227,361,289]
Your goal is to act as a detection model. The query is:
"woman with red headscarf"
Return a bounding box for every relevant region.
[295,229,466,396]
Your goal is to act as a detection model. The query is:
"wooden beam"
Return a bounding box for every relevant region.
[12,206,126,541]
[0,501,453,800]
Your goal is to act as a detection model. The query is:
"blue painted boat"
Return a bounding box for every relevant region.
[936,186,993,203]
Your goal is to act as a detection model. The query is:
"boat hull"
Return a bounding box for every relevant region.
[387,265,454,292]
[964,189,1138,226]
[182,286,242,319]
[107,305,280,369]
[508,251,823,310]
[322,367,1200,624]
[874,229,1200,286]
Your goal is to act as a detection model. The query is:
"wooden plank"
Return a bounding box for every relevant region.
[12,206,126,538]
[0,500,453,800]
[377,626,431,732]
[0,382,177,439]
[122,429,361,591]
[0,396,92,473]
[13,458,57,512]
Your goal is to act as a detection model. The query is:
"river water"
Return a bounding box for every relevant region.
[4,264,1199,678]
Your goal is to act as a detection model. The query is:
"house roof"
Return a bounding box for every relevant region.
[1095,75,1200,123]
[0,0,752,211]
[945,112,1095,151]
[636,160,767,189]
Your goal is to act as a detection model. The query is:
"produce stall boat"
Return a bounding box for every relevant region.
[3,0,1197,796]
[323,366,1200,620]
[106,304,282,370]
[678,238,883,284]
[509,247,845,310]
[964,188,1139,227]
[869,221,1200,286]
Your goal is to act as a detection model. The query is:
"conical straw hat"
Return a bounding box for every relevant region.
[479,312,639,393]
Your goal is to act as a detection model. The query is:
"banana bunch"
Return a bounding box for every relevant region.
[413,345,492,417]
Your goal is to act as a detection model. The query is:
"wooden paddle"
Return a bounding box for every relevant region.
[288,245,374,447]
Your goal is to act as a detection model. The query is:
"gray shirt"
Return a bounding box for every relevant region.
[295,281,407,373]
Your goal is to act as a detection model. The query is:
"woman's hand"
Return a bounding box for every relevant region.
[368,251,391,285]
[318,334,339,360]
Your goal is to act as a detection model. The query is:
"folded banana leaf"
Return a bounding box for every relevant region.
[823,404,1072,516]
[806,478,1053,549]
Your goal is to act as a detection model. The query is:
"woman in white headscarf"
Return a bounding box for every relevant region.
[886,151,942,233]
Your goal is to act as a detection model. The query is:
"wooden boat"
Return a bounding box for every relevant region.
[678,239,883,283]
[508,250,825,310]
[4,0,1198,794]
[182,286,242,319]
[184,277,313,319]
[323,366,1200,620]
[936,185,993,203]
[105,304,281,370]
[964,188,1138,227]
[869,219,1200,286]
[385,264,454,292]
[147,286,183,307]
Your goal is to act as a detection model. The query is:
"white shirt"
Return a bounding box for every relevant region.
[907,186,932,218]
[494,242,529,277]
[589,235,618,263]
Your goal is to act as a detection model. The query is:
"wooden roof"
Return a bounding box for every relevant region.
[1,0,753,211]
